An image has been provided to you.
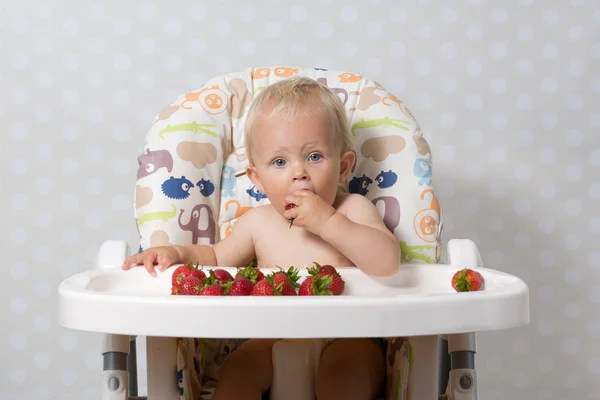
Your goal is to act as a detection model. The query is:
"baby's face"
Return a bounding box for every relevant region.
[247,108,346,215]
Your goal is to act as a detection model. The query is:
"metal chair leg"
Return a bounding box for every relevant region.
[439,336,450,394]
[128,337,138,397]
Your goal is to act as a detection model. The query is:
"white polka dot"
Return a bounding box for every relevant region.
[138,107,156,124]
[465,129,483,146]
[35,211,53,228]
[11,18,29,34]
[63,54,79,70]
[86,211,104,229]
[112,194,130,211]
[516,94,534,110]
[414,58,432,75]
[568,24,586,41]
[35,105,53,122]
[390,7,407,23]
[63,18,80,35]
[35,177,53,195]
[540,77,558,94]
[514,164,532,181]
[538,319,554,336]
[34,352,51,369]
[539,183,556,199]
[139,37,156,55]
[588,357,600,374]
[289,39,307,56]
[164,55,182,72]
[62,159,79,176]
[11,228,28,244]
[414,24,434,40]
[35,36,53,54]
[86,178,103,195]
[62,193,79,210]
[33,245,52,263]
[266,22,283,38]
[10,297,27,314]
[10,262,27,280]
[512,336,529,353]
[542,42,558,59]
[189,3,206,19]
[537,356,554,373]
[8,368,25,385]
[515,59,534,76]
[61,228,79,245]
[567,59,585,76]
[514,233,532,249]
[238,4,257,21]
[114,18,131,35]
[12,52,28,70]
[466,24,483,41]
[588,286,600,303]
[566,164,582,181]
[563,337,580,354]
[367,58,382,74]
[589,218,600,235]
[164,20,182,36]
[538,216,555,234]
[440,76,456,93]
[390,42,406,58]
[366,23,383,39]
[564,267,581,285]
[485,355,503,372]
[491,8,508,24]
[291,5,308,22]
[36,142,53,160]
[490,42,508,59]
[10,158,29,175]
[60,331,79,351]
[35,70,53,87]
[542,8,559,24]
[589,251,600,269]
[62,89,79,106]
[340,41,357,57]
[594,8,600,24]
[465,93,483,110]
[488,182,505,198]
[10,193,29,210]
[540,111,557,130]
[517,24,534,41]
[138,2,156,19]
[591,113,600,129]
[536,285,555,302]
[216,20,232,38]
[60,368,77,386]
[441,7,458,23]
[34,314,52,332]
[86,36,105,54]
[9,332,27,349]
[512,371,530,388]
[439,42,457,58]
[114,54,131,71]
[490,76,506,93]
[514,129,533,147]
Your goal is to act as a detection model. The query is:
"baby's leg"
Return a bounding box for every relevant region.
[212,338,280,400]
[315,338,385,400]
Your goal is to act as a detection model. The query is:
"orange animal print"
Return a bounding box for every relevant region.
[180,85,228,115]
[382,94,416,121]
[219,200,253,239]
[252,68,270,79]
[274,67,299,77]
[338,72,362,83]
[413,189,440,242]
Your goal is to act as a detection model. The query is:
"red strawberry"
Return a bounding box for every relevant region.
[177,276,204,295]
[285,203,297,227]
[212,268,234,285]
[298,275,334,296]
[273,266,301,290]
[452,268,485,292]
[250,279,281,296]
[308,262,337,277]
[235,261,265,284]
[224,277,254,296]
[171,263,206,294]
[199,283,225,296]
[308,262,344,295]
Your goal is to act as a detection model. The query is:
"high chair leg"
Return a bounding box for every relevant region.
[406,335,439,400]
[101,334,130,400]
[146,336,178,400]
[444,333,478,400]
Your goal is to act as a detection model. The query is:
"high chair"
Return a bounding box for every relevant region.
[58,66,530,400]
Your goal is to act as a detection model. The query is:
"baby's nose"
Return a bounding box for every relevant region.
[292,168,308,181]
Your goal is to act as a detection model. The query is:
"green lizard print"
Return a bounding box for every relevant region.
[351,116,410,136]
[399,241,436,264]
[137,204,177,226]
[159,122,218,139]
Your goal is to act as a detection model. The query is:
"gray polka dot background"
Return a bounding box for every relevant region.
[2,0,599,398]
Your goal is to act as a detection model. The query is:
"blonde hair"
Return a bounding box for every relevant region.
[244,76,353,165]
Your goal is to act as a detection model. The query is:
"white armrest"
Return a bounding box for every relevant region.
[270,339,327,400]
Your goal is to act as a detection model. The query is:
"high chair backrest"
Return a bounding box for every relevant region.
[134,66,442,264]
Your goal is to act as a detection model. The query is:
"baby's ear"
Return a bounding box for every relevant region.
[246,165,266,193]
[339,150,355,183]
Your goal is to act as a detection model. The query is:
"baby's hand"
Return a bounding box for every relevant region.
[283,190,336,235]
[121,246,180,277]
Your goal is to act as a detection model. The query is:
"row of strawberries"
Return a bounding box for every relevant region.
[171,262,345,296]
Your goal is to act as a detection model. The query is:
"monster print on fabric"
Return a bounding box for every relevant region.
[180,85,229,115]
[137,149,173,180]
[338,72,362,82]
[348,174,373,196]
[375,170,398,188]
[372,196,400,234]
[162,176,194,200]
[221,166,236,197]
[317,77,349,105]
[414,189,440,243]
[413,158,432,186]
[196,179,215,197]
[246,186,267,201]
[178,204,216,245]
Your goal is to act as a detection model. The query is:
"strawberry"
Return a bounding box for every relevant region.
[235,261,265,284]
[308,262,345,295]
[452,268,485,292]
[176,276,204,295]
[212,268,234,285]
[199,283,225,296]
[285,203,297,228]
[273,266,301,289]
[298,275,334,296]
[250,279,282,296]
[223,277,254,296]
[171,263,206,294]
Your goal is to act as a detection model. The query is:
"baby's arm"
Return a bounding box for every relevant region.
[319,194,400,276]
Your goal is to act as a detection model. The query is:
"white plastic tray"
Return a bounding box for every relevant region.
[58,256,529,339]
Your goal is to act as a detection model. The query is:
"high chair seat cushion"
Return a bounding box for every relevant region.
[134,66,441,400]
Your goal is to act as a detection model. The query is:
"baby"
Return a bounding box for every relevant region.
[122,76,401,399]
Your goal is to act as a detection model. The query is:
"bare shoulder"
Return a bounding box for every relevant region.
[336,192,377,216]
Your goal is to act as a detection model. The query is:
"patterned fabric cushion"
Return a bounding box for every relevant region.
[134,66,442,400]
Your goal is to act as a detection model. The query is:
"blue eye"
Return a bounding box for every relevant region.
[309,153,322,162]
[272,158,286,167]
